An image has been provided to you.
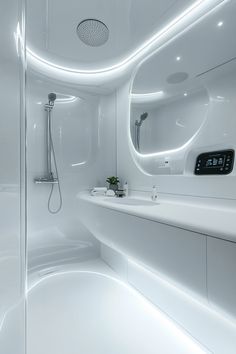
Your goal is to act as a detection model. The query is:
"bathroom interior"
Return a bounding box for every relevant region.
[1,0,236,353]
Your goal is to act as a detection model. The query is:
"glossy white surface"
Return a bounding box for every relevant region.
[26,74,117,272]
[80,194,236,350]
[128,0,236,175]
[78,193,207,297]
[103,197,157,206]
[132,0,236,95]
[27,260,208,354]
[101,244,236,354]
[78,193,236,242]
[2,0,235,353]
[118,68,236,197]
[27,0,197,70]
[127,259,236,354]
[130,89,209,156]
[207,237,236,319]
[25,0,225,87]
[27,76,97,271]
[0,1,25,353]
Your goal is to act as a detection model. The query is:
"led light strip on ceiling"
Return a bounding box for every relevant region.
[25,0,226,76]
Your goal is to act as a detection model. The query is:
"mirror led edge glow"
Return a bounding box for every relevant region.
[131,91,164,104]
[56,96,78,104]
[24,0,226,80]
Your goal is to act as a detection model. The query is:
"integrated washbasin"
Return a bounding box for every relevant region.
[103,197,157,206]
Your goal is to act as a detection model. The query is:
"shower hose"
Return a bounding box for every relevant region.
[48,115,63,214]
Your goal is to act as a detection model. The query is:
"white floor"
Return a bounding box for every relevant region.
[27,260,210,354]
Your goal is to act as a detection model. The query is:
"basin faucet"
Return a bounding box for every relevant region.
[151,185,158,201]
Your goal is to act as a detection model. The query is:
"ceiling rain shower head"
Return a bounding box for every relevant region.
[76,19,109,47]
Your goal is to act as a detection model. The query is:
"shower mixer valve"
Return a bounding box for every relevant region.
[34,176,58,184]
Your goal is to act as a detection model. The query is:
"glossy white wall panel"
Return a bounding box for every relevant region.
[26,80,99,270]
[135,63,236,176]
[117,67,236,199]
[26,74,117,271]
[26,0,196,71]
[117,0,236,195]
[101,244,127,279]
[207,237,236,320]
[99,242,236,353]
[127,258,236,354]
[0,71,21,183]
[130,89,208,156]
[133,1,236,96]
[78,199,207,297]
[0,1,25,353]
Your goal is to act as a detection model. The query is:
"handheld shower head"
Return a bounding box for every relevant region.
[135,112,148,126]
[48,93,57,105]
[135,112,148,151]
[140,112,148,121]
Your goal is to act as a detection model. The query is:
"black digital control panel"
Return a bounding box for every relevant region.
[195,149,234,175]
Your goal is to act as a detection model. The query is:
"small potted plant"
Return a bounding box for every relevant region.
[106,176,119,191]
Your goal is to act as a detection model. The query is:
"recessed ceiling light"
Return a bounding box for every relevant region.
[167,72,188,84]
[184,92,188,96]
[217,21,223,27]
[176,56,181,61]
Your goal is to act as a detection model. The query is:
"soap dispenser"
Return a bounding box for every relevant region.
[123,181,129,197]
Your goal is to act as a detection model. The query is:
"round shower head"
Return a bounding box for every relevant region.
[48,93,57,103]
[76,19,109,47]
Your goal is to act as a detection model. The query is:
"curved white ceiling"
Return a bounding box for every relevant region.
[25,0,227,87]
[27,0,194,70]
[132,0,236,95]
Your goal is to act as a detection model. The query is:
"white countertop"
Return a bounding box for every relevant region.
[78,192,236,243]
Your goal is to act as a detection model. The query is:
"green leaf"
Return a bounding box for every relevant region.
[106,176,119,185]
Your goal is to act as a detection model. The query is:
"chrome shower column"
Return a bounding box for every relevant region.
[45,103,53,180]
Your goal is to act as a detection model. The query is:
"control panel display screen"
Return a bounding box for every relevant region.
[204,155,225,168]
[195,150,234,175]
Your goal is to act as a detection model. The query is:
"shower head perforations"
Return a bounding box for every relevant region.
[76,19,109,47]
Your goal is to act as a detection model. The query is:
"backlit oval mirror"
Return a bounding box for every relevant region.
[130,0,236,175]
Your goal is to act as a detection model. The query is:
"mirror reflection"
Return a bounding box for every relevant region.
[130,90,208,155]
[130,1,236,163]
